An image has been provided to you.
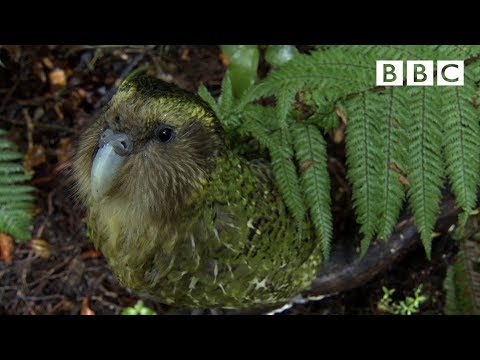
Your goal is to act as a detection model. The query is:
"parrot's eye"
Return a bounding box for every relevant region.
[155,124,176,143]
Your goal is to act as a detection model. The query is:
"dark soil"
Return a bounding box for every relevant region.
[0,45,456,315]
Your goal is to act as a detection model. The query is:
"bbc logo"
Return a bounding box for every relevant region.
[376,61,464,86]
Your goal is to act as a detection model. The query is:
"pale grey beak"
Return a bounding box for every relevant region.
[91,129,133,200]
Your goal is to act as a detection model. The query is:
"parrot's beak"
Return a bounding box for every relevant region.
[91,129,133,200]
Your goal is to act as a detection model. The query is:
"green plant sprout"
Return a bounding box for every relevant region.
[377,284,428,315]
[121,300,157,315]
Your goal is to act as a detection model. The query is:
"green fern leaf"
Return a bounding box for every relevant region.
[218,70,233,115]
[0,174,32,184]
[241,105,280,150]
[197,84,219,115]
[246,47,377,106]
[270,131,307,234]
[302,91,339,132]
[0,185,36,195]
[443,217,480,315]
[375,87,410,240]
[406,87,444,259]
[211,45,480,261]
[0,130,35,241]
[241,107,306,232]
[442,68,480,226]
[0,163,26,174]
[0,192,36,204]
[0,150,23,162]
[276,85,297,128]
[293,123,332,260]
[344,91,383,255]
[0,205,32,241]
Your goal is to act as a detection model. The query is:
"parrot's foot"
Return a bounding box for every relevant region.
[264,293,332,315]
[165,308,243,315]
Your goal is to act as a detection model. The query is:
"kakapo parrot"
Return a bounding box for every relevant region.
[73,73,323,309]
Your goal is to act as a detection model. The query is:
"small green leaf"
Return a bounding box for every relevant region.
[121,300,157,315]
[198,84,219,114]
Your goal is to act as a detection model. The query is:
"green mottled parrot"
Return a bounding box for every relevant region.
[73,73,322,309]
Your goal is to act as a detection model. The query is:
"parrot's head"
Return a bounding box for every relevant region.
[73,73,221,223]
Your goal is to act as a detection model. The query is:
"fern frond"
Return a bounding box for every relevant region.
[0,185,36,195]
[293,123,332,260]
[208,45,480,261]
[0,130,35,241]
[0,150,23,162]
[276,85,297,128]
[216,70,241,131]
[241,107,306,232]
[444,236,480,315]
[241,105,280,150]
[0,137,16,150]
[302,91,339,132]
[197,84,219,115]
[0,174,32,184]
[340,45,438,62]
[0,163,27,174]
[0,205,32,241]
[270,130,307,234]
[217,70,234,116]
[0,193,36,205]
[344,91,383,255]
[442,69,480,226]
[406,87,444,259]
[244,47,377,107]
[376,87,410,240]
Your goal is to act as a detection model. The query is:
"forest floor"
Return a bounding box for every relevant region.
[0,45,456,315]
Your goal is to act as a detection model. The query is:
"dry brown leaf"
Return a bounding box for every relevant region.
[55,137,73,163]
[32,61,47,83]
[49,299,76,315]
[53,103,64,120]
[76,88,87,99]
[80,249,103,259]
[219,52,230,67]
[333,124,345,144]
[24,144,46,172]
[299,159,314,173]
[388,162,403,174]
[48,68,67,89]
[398,174,411,186]
[0,233,14,264]
[81,298,95,315]
[42,57,54,70]
[30,238,53,259]
[335,107,348,125]
[180,48,190,61]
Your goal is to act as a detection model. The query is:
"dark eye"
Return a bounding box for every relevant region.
[155,125,176,143]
